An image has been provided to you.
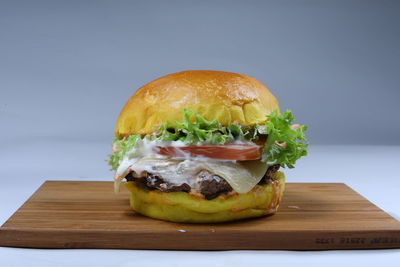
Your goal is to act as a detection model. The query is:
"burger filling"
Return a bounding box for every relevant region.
[125,165,280,200]
[108,110,308,199]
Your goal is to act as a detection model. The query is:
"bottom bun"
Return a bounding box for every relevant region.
[125,171,285,223]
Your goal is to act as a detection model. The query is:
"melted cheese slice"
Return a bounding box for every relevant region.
[202,160,268,193]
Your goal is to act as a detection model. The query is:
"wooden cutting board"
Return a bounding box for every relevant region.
[0,181,399,250]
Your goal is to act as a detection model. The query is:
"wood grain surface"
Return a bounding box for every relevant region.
[0,181,399,250]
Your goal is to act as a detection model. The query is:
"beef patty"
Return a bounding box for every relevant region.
[125,164,280,200]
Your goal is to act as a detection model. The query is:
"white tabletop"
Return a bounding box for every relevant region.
[1,142,399,266]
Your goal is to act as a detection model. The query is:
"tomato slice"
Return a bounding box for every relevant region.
[155,143,262,161]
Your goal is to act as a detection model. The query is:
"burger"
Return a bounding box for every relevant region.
[108,70,308,223]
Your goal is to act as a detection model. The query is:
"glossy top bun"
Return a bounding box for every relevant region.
[115,70,280,136]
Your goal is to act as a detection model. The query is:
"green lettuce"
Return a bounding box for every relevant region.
[261,110,308,168]
[107,109,308,171]
[156,109,252,144]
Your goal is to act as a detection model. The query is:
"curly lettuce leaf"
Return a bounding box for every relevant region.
[156,109,247,145]
[261,110,308,168]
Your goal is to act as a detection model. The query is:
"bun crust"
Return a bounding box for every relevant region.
[125,172,285,223]
[115,70,280,136]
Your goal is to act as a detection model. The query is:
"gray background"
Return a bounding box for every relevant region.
[1,1,400,265]
[1,0,399,146]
